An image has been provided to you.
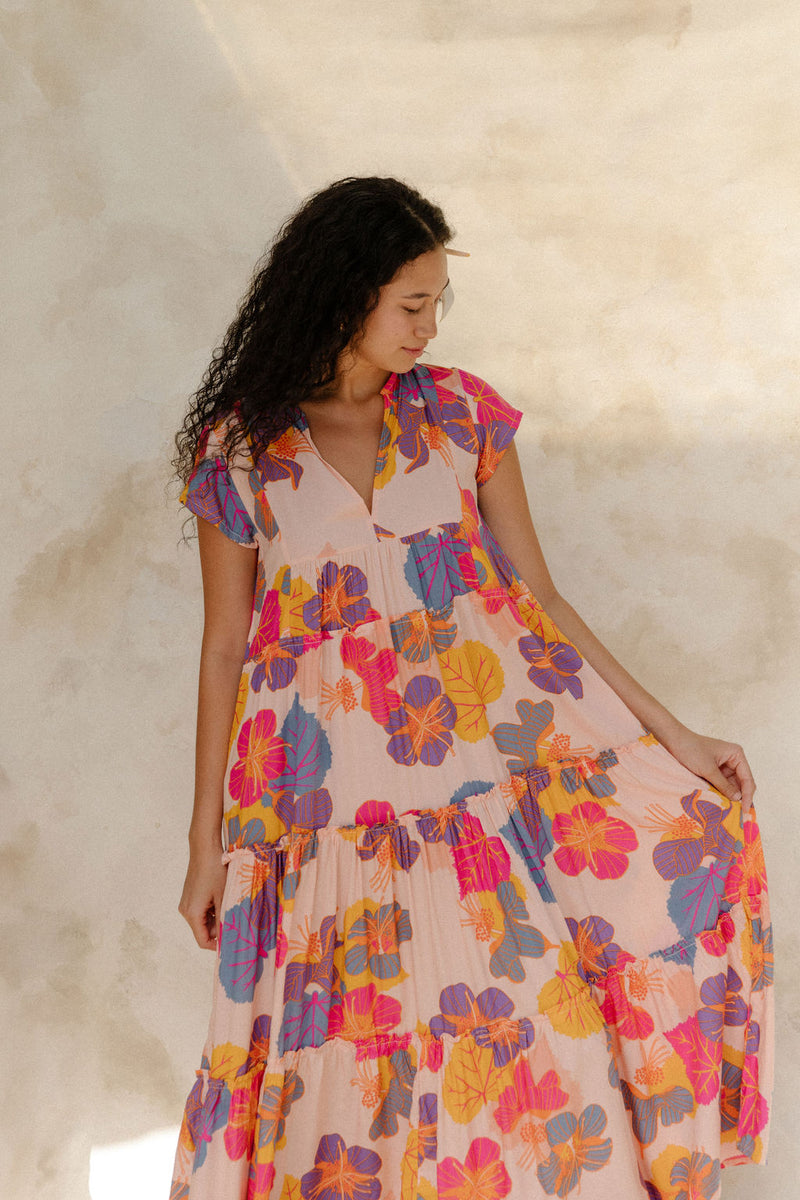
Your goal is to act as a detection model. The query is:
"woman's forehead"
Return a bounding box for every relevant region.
[388,247,449,293]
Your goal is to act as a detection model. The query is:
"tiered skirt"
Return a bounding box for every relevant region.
[171,733,772,1200]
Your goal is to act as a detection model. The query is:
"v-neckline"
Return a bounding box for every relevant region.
[295,374,398,519]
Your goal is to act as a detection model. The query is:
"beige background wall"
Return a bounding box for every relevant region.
[2,2,797,1196]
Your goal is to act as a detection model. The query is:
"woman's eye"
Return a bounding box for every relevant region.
[403,306,422,314]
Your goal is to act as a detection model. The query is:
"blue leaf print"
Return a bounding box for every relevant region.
[277,695,332,795]
[667,863,727,939]
[402,530,472,609]
[492,700,555,773]
[219,895,276,1003]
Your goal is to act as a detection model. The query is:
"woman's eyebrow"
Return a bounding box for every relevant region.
[400,278,450,299]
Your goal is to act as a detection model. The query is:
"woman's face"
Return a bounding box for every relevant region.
[347,246,450,378]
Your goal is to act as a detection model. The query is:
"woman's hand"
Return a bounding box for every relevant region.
[660,726,756,813]
[178,841,228,950]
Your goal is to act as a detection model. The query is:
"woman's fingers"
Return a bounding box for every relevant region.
[703,760,742,806]
[205,886,227,949]
[178,852,228,950]
[720,744,756,813]
[705,742,756,814]
[182,898,217,950]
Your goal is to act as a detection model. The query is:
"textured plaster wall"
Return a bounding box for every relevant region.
[2,1,797,1196]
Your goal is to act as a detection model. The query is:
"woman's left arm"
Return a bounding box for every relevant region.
[477,443,756,810]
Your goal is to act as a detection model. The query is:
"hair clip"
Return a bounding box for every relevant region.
[445,247,470,257]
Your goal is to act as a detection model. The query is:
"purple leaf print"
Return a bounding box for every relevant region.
[248,471,279,540]
[653,836,705,881]
[293,787,333,830]
[697,972,728,1042]
[725,968,749,1026]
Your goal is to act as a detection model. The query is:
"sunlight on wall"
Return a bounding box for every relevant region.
[89,1127,180,1200]
[190,0,305,194]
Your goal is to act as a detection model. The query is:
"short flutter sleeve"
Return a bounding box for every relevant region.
[455,369,524,485]
[181,421,258,547]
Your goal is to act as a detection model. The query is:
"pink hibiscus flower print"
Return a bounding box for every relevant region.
[495,1060,569,1133]
[228,710,286,809]
[340,632,401,727]
[598,964,654,1042]
[725,815,768,915]
[697,909,736,957]
[384,676,457,766]
[303,561,381,633]
[536,1105,613,1197]
[518,632,584,699]
[665,1014,721,1105]
[552,800,638,880]
[450,813,510,896]
[327,983,402,1042]
[247,591,311,693]
[739,1044,770,1138]
[247,1161,275,1200]
[300,1133,382,1200]
[438,1137,512,1200]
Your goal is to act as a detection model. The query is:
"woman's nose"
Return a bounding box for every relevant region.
[415,305,438,338]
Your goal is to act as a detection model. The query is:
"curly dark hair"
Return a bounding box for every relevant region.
[174,176,453,482]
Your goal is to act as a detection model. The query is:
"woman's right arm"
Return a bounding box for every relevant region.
[178,516,258,949]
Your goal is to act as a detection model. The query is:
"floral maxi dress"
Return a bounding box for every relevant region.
[171,365,773,1200]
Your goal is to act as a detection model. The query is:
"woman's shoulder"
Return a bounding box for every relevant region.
[420,364,523,427]
[421,363,500,399]
[417,364,524,483]
[197,409,256,471]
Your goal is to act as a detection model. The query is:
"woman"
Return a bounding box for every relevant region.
[171,177,772,1199]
